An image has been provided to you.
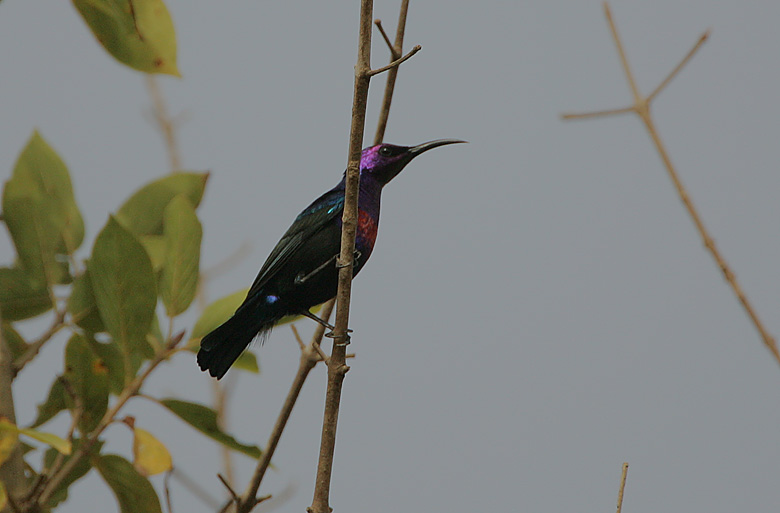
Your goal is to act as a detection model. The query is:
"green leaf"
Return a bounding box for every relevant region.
[73,0,179,77]
[42,439,103,509]
[64,334,109,432]
[30,377,68,428]
[67,269,106,333]
[191,288,248,340]
[160,195,201,316]
[0,267,52,321]
[1,323,29,360]
[138,235,166,271]
[159,399,262,459]
[96,454,163,513]
[2,131,83,286]
[87,338,126,395]
[116,172,208,235]
[89,216,157,367]
[232,350,259,373]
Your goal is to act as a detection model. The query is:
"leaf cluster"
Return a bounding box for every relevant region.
[0,132,261,512]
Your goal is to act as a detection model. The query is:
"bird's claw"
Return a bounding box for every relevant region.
[324,330,352,347]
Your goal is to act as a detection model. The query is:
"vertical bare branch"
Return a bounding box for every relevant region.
[374,0,410,145]
[308,1,373,511]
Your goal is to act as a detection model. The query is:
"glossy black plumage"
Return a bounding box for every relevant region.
[198,139,464,378]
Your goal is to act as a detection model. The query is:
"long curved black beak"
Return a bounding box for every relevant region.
[409,139,468,156]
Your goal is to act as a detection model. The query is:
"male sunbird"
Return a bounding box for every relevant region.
[198,139,465,378]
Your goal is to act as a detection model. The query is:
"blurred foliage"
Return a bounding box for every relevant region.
[0,129,261,512]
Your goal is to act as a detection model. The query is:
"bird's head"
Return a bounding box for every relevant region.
[360,139,466,186]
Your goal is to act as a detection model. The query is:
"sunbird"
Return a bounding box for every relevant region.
[198,139,465,378]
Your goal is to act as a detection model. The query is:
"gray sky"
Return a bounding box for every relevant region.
[2,1,780,512]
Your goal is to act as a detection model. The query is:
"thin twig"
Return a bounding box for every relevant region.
[33,332,185,508]
[235,305,330,513]
[561,105,634,120]
[12,309,67,377]
[647,31,710,103]
[146,75,183,173]
[218,473,240,503]
[290,324,306,351]
[562,3,780,365]
[374,20,399,58]
[616,462,629,513]
[367,45,421,77]
[374,0,410,144]
[164,469,174,513]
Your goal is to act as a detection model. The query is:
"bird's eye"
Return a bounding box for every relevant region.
[378,146,393,157]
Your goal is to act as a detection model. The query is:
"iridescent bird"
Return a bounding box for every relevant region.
[198,139,465,378]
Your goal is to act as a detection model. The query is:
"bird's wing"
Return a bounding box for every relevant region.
[247,188,344,297]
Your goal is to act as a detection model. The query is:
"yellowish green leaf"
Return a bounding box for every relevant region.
[138,235,166,271]
[132,427,172,476]
[73,0,179,76]
[2,132,83,287]
[191,288,247,340]
[232,350,259,373]
[0,420,19,467]
[18,427,71,455]
[0,420,70,459]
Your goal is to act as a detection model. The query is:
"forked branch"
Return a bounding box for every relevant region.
[561,2,780,365]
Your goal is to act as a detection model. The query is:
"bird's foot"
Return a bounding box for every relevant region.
[325,330,352,347]
[335,250,362,269]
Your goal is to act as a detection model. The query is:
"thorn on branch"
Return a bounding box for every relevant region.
[367,45,421,77]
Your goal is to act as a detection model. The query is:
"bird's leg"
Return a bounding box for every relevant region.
[299,309,352,346]
[300,309,336,330]
[295,255,338,285]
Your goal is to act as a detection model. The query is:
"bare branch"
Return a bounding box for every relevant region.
[374,0,411,153]
[616,462,629,513]
[34,331,186,507]
[146,76,183,173]
[560,105,635,120]
[308,0,374,510]
[12,309,67,377]
[647,30,710,103]
[374,20,400,59]
[562,3,780,365]
[367,45,421,77]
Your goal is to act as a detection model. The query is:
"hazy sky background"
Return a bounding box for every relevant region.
[2,1,780,512]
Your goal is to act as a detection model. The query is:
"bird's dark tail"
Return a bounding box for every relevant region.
[197,301,274,379]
